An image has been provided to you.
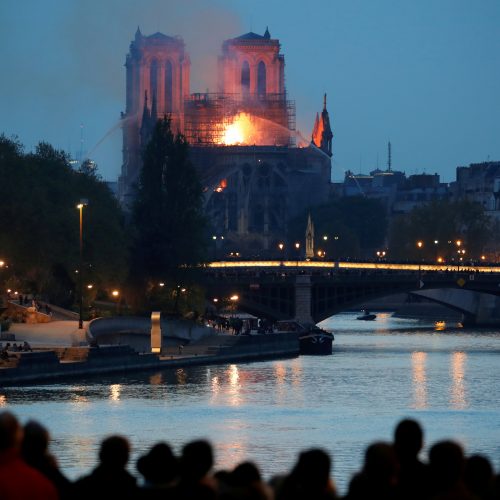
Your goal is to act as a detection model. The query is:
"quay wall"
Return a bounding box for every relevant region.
[0,333,299,386]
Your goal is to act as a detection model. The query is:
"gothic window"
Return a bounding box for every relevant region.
[241,61,250,97]
[257,61,266,97]
[150,59,159,101]
[165,60,173,112]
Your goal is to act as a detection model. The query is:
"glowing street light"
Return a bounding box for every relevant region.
[416,241,424,283]
[77,199,88,329]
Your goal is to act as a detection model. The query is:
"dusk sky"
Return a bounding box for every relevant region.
[1,0,499,182]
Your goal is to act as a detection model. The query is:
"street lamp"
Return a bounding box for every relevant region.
[112,289,120,315]
[457,249,466,272]
[416,241,423,283]
[77,199,88,329]
[278,242,285,264]
[294,242,300,269]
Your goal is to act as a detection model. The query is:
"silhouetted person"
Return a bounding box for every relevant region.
[464,454,494,500]
[176,439,217,500]
[346,441,398,500]
[73,435,137,499]
[277,448,337,500]
[0,411,58,499]
[428,440,474,500]
[394,418,430,499]
[21,419,71,499]
[136,441,179,498]
[222,461,272,500]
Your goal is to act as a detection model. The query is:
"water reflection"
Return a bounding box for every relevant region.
[70,386,89,406]
[227,365,241,407]
[149,373,163,385]
[109,384,121,402]
[0,394,6,407]
[411,351,427,409]
[274,362,287,403]
[450,351,467,409]
[176,368,187,385]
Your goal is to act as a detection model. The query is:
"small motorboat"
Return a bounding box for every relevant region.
[356,310,377,321]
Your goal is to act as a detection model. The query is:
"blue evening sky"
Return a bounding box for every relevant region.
[0,0,499,182]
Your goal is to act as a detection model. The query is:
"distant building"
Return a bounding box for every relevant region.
[452,161,500,219]
[335,169,450,215]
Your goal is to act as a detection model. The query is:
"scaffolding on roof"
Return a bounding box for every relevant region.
[183,93,296,147]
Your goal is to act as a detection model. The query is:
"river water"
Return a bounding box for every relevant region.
[1,312,500,494]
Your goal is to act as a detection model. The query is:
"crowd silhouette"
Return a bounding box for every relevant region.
[1,410,499,499]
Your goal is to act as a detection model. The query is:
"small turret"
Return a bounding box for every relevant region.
[305,214,315,259]
[311,94,333,157]
[264,26,271,39]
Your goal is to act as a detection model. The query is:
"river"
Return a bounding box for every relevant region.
[1,312,500,494]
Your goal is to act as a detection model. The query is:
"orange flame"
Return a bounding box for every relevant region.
[220,113,256,145]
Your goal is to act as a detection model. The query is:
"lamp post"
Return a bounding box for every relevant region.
[455,240,462,273]
[77,199,88,329]
[294,242,300,270]
[417,241,423,284]
[111,289,120,315]
[278,242,284,265]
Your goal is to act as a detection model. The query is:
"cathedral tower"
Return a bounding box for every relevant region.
[218,28,285,98]
[119,28,190,205]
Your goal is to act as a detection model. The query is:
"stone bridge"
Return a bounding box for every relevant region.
[203,264,500,325]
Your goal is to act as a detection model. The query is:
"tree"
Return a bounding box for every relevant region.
[131,118,207,289]
[388,199,491,261]
[0,135,128,306]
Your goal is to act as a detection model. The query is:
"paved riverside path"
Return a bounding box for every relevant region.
[8,321,88,347]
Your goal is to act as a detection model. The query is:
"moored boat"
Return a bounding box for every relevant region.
[275,320,334,355]
[356,310,377,321]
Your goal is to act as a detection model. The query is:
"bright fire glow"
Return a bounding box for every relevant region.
[221,113,255,145]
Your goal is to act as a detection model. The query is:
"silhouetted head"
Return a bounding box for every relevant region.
[21,420,50,463]
[0,411,23,451]
[99,435,130,469]
[231,461,262,487]
[464,454,493,497]
[394,419,423,461]
[137,442,179,485]
[181,439,214,481]
[292,448,331,490]
[429,440,464,489]
[363,442,398,484]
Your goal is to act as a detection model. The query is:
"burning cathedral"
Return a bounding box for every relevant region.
[119,27,333,255]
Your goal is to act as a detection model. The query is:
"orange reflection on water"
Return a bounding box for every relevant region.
[70,386,89,405]
[291,358,302,387]
[109,384,121,402]
[216,439,248,471]
[450,351,468,409]
[0,394,6,407]
[274,362,287,403]
[176,368,187,385]
[275,362,286,384]
[226,364,241,407]
[150,373,163,385]
[411,351,427,409]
